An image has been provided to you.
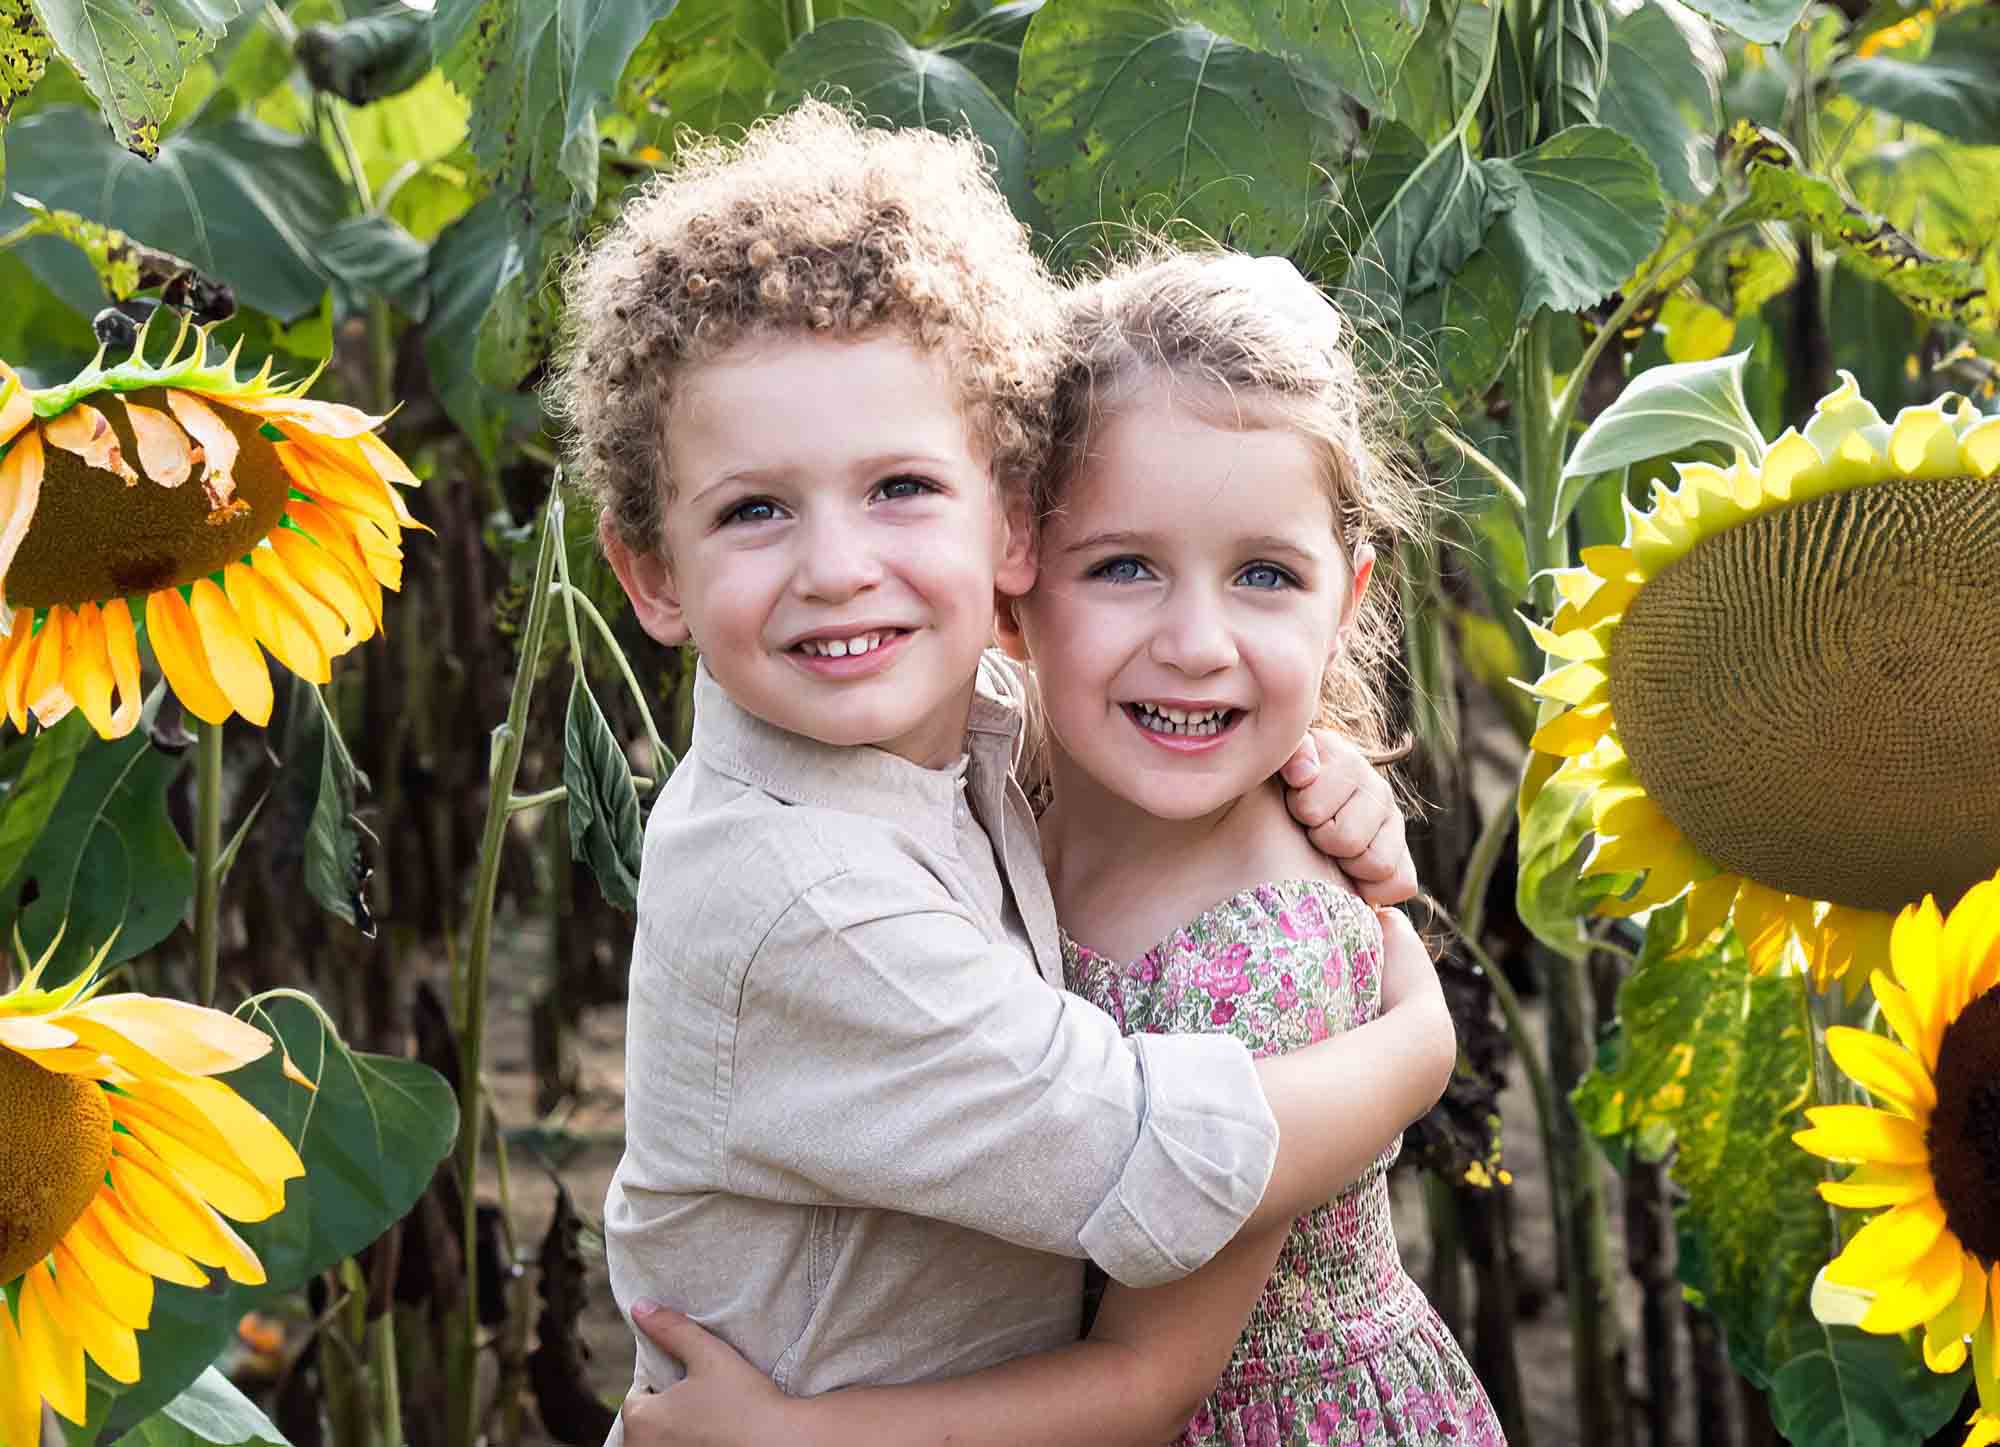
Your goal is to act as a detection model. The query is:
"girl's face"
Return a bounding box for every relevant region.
[1014,379,1370,823]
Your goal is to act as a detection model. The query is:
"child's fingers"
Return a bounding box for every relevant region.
[632,1300,738,1374]
[1279,732,1321,786]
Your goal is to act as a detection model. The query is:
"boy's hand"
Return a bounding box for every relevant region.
[1280,731,1416,905]
[619,1302,788,1447]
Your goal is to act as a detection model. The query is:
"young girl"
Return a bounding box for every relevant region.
[622,249,1501,1446]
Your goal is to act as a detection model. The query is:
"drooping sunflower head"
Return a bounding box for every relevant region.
[1795,872,2000,1444]
[0,314,422,739]
[1525,375,2000,987]
[0,933,305,1444]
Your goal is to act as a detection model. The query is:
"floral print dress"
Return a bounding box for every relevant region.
[1064,880,1505,1447]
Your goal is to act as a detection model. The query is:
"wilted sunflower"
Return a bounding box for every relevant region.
[0,933,305,1444]
[1523,375,2000,987]
[1795,874,2000,1446]
[0,314,421,738]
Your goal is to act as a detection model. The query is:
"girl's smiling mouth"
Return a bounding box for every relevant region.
[1124,701,1244,749]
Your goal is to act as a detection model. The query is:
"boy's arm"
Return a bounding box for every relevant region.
[618,1229,1289,1447]
[618,913,1448,1447]
[1282,730,1417,906]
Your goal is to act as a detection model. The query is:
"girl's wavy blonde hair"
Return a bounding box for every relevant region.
[1043,247,1431,760]
[549,99,1064,554]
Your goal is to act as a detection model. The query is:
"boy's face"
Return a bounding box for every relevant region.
[605,332,1034,769]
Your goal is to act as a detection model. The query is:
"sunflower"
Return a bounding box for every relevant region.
[1794,873,2000,1445]
[0,313,421,738]
[0,931,305,1445]
[1522,374,2000,987]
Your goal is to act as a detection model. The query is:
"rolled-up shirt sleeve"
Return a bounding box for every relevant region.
[719,866,1279,1288]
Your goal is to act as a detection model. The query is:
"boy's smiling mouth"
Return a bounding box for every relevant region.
[786,627,913,674]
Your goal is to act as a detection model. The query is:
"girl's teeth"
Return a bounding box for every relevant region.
[1133,704,1231,736]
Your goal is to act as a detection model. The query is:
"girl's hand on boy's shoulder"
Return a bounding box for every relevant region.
[1279,731,1416,905]
[620,1302,790,1447]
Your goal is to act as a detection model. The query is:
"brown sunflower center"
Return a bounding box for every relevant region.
[1928,985,2000,1266]
[8,387,291,609]
[0,1042,112,1283]
[1609,476,2000,914]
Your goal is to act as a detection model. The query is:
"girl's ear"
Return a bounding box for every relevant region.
[602,516,692,646]
[1336,542,1376,640]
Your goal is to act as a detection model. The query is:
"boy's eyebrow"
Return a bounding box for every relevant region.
[685,454,965,507]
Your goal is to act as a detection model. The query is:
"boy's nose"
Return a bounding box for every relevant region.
[795,516,885,601]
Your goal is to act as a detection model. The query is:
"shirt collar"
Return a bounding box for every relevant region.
[690,660,1022,847]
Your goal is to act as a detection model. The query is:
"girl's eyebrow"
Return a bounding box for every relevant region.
[1063,528,1325,566]
[1061,528,1152,555]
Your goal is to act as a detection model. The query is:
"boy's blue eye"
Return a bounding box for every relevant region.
[1090,557,1152,584]
[1238,563,1295,590]
[877,475,939,500]
[722,497,781,526]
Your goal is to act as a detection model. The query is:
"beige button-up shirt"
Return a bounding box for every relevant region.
[604,663,1279,1430]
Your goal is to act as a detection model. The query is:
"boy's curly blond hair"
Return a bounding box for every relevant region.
[549,100,1063,554]
[1045,248,1432,760]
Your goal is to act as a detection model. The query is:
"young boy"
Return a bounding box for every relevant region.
[551,101,1438,1444]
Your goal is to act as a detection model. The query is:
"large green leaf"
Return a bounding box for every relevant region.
[1483,124,1666,323]
[933,0,1040,103]
[1386,0,1494,145]
[279,678,375,934]
[1676,0,1806,45]
[0,711,192,987]
[121,1369,289,1447]
[423,194,542,463]
[434,0,680,271]
[1573,906,1826,1388]
[1725,134,1998,337]
[295,6,432,106]
[1599,1,1719,202]
[1562,352,1764,485]
[3,107,345,320]
[619,0,785,137]
[1765,1326,1970,1447]
[1018,0,1349,263]
[103,996,459,1431]
[0,711,89,891]
[1835,7,2000,147]
[1183,0,1427,115]
[819,0,944,32]
[564,672,643,912]
[772,16,1036,223]
[1514,759,1634,958]
[321,214,430,321]
[29,0,241,157]
[1403,238,1520,394]
[1350,123,1499,298]
[1532,0,1606,135]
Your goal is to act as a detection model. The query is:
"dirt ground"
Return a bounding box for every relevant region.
[474,911,1663,1447]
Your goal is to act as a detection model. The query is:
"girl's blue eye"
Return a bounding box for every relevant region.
[1091,557,1152,584]
[722,498,781,526]
[1238,563,1294,590]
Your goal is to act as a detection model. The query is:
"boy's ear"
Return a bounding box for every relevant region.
[994,494,1038,600]
[993,594,1032,661]
[601,516,691,646]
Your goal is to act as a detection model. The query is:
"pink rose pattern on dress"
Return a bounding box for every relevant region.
[1065,881,1506,1446]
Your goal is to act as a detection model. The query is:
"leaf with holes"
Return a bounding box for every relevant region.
[774,17,1035,223]
[1185,0,1428,116]
[0,0,50,123]
[620,0,786,139]
[818,0,944,33]
[29,0,242,157]
[934,0,1040,104]
[565,672,643,913]
[1019,0,1350,263]
[1386,0,1494,144]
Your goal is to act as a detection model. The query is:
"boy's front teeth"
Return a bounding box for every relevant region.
[801,633,884,658]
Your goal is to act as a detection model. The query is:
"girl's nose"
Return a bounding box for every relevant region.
[1149,593,1236,676]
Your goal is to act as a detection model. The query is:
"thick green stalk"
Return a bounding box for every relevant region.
[786,0,814,41]
[449,493,562,1447]
[194,721,224,1007]
[372,1307,403,1447]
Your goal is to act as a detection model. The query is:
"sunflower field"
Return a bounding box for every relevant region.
[0,0,1994,1442]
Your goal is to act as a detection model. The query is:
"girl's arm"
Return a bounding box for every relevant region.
[618,909,1451,1447]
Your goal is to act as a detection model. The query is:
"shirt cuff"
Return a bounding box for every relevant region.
[1077,1032,1279,1288]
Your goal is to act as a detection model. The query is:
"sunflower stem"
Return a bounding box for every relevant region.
[450,487,562,1447]
[194,720,224,1008]
[558,582,676,779]
[372,1305,404,1447]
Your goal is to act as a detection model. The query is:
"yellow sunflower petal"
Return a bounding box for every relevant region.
[101,597,142,736]
[187,577,273,726]
[67,991,274,1076]
[43,403,140,484]
[59,601,121,739]
[61,1208,155,1330]
[146,588,234,726]
[0,362,31,447]
[1942,876,2000,1017]
[108,1091,286,1221]
[225,559,329,685]
[1735,881,1809,975]
[1824,1025,1936,1118]
[1925,1253,1991,1374]
[1526,659,1609,706]
[1891,895,1948,1060]
[282,500,386,624]
[1967,1414,2000,1447]
[119,398,193,487]
[274,436,402,534]
[1978,1299,2000,1414]
[85,1194,209,1290]
[0,1300,45,1447]
[267,527,377,640]
[149,1071,303,1185]
[48,1243,140,1383]
[1674,875,1742,957]
[164,389,241,511]
[251,545,354,656]
[1530,703,1613,757]
[1859,1231,1964,1337]
[1817,1161,1933,1209]
[0,426,45,610]
[107,1140,266,1285]
[18,1264,86,1424]
[24,606,74,728]
[1795,1104,1931,1165]
[1817,906,1895,996]
[1825,1197,1949,1284]
[220,390,382,440]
